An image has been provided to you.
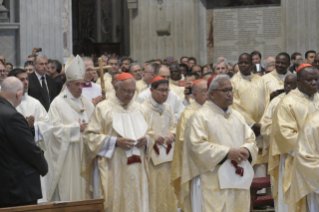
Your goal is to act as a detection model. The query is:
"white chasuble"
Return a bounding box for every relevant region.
[142,98,177,212]
[181,101,258,212]
[46,88,94,202]
[16,93,52,203]
[82,95,150,212]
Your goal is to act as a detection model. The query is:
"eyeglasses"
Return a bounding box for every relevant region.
[211,89,233,95]
[0,70,6,73]
[155,89,170,93]
[122,89,136,95]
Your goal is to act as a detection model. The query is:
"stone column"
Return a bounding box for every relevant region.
[281,0,319,56]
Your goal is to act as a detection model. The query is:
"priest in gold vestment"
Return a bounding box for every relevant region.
[260,74,297,164]
[181,75,258,212]
[231,53,269,187]
[268,64,319,212]
[169,63,185,100]
[289,110,319,212]
[262,53,292,100]
[142,76,177,212]
[46,55,95,201]
[170,79,208,209]
[82,72,150,212]
[136,63,157,94]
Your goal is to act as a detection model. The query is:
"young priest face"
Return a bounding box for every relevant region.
[151,81,169,104]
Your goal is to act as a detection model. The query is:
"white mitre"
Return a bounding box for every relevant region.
[65,55,85,82]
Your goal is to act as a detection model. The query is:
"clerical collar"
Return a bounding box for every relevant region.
[240,73,252,79]
[275,70,288,81]
[195,100,202,107]
[22,93,28,100]
[150,96,163,112]
[209,100,230,115]
[115,95,125,106]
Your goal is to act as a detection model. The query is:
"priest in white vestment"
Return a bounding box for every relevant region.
[136,64,185,122]
[46,55,95,202]
[82,72,150,212]
[181,74,258,212]
[9,68,52,203]
[82,57,105,105]
[142,76,177,211]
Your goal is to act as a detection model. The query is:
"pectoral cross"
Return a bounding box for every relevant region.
[92,58,112,100]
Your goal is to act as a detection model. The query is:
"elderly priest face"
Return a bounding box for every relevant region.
[66,79,84,99]
[114,73,136,105]
[208,75,233,110]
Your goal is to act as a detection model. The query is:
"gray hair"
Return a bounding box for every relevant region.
[213,59,229,71]
[1,77,23,93]
[51,60,62,73]
[129,62,141,73]
[34,54,47,64]
[208,74,230,93]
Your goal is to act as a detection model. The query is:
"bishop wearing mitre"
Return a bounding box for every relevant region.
[45,55,95,202]
[82,72,150,212]
[142,76,177,211]
[181,74,258,212]
[9,68,52,203]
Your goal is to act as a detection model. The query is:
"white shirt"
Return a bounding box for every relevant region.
[82,82,105,101]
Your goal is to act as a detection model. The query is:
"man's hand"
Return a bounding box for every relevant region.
[116,137,135,150]
[155,135,165,145]
[32,48,41,55]
[165,133,175,145]
[136,136,147,148]
[239,147,250,160]
[227,148,247,164]
[251,123,261,137]
[270,91,279,100]
[26,116,35,128]
[78,119,88,132]
[92,96,103,106]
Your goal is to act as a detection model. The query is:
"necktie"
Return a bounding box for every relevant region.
[41,76,50,110]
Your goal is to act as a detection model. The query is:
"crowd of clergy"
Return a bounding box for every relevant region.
[1,49,319,212]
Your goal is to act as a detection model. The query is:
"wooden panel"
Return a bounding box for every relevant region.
[0,199,104,212]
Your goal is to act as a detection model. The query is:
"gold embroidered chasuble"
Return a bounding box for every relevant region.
[169,79,185,100]
[288,111,319,212]
[136,79,148,94]
[141,98,177,212]
[180,101,258,212]
[82,95,150,212]
[262,69,291,94]
[170,101,201,208]
[268,88,319,204]
[260,93,285,162]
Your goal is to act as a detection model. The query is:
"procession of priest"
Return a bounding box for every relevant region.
[1,50,319,212]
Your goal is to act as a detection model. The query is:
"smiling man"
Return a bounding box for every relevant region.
[45,55,94,202]
[181,75,258,212]
[268,64,319,212]
[262,53,292,100]
[231,53,269,193]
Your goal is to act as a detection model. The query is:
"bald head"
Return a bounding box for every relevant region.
[0,77,24,107]
[192,80,208,105]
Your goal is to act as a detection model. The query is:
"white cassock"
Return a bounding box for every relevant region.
[16,93,52,203]
[82,82,107,101]
[45,87,94,202]
[135,87,185,122]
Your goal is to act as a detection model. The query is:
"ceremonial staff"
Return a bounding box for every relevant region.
[92,58,111,100]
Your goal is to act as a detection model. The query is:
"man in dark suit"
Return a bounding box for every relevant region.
[0,77,48,208]
[28,54,58,111]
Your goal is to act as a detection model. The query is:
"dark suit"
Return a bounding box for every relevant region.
[28,72,58,111]
[0,97,48,208]
[54,74,65,94]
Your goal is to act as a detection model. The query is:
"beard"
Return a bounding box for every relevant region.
[121,67,129,73]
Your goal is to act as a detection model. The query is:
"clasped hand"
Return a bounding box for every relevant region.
[227,147,250,164]
[116,136,147,150]
[155,133,175,145]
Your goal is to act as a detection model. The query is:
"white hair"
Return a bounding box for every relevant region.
[129,62,141,73]
[115,78,135,89]
[208,74,230,93]
[1,77,23,94]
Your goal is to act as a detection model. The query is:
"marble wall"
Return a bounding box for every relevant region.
[19,0,72,66]
[281,0,319,58]
[129,0,207,65]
